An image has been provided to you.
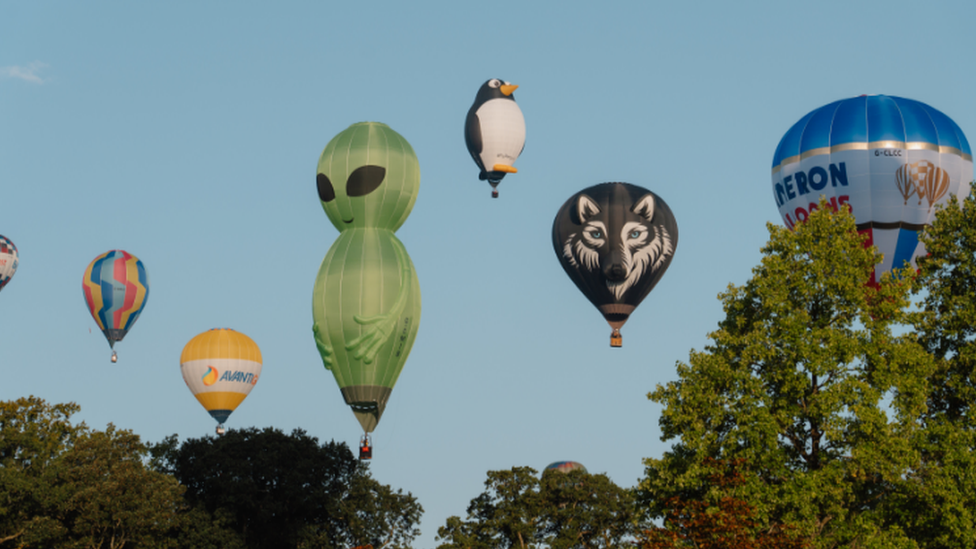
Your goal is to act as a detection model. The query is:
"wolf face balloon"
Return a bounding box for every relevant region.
[316,122,420,232]
[552,183,678,347]
[313,122,422,436]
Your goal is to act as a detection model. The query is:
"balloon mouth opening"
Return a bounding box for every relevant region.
[603,313,629,322]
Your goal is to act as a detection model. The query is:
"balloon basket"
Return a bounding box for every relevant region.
[359,434,372,460]
[491,189,499,198]
[111,351,118,363]
[610,330,622,348]
[215,424,226,436]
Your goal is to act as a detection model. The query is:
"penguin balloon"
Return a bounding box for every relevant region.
[464,78,525,198]
[552,183,678,347]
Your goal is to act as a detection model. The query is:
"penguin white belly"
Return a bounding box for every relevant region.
[476,99,525,170]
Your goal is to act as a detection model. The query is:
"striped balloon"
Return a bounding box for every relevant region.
[772,95,972,285]
[0,235,18,294]
[82,250,149,353]
[180,328,262,427]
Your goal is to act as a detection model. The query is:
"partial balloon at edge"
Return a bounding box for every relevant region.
[0,235,18,294]
[545,461,588,474]
[771,94,973,285]
[552,183,678,347]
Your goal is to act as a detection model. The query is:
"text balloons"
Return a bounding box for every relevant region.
[313,122,422,435]
[181,328,262,431]
[553,183,678,347]
[465,78,525,198]
[772,95,973,285]
[82,250,149,361]
[0,236,17,294]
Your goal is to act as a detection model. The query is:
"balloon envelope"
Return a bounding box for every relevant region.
[0,235,18,293]
[316,122,420,232]
[772,95,973,284]
[552,183,678,343]
[464,78,525,195]
[545,461,588,474]
[180,328,262,425]
[82,250,149,349]
[312,230,421,432]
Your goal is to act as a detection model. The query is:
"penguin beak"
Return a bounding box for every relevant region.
[500,84,518,96]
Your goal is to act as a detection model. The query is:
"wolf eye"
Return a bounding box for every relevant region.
[589,230,602,239]
[629,230,643,239]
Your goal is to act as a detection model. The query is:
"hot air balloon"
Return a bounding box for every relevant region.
[180,328,262,435]
[552,183,678,347]
[772,95,973,285]
[545,461,588,474]
[0,236,18,294]
[465,78,525,198]
[313,122,422,459]
[82,250,149,362]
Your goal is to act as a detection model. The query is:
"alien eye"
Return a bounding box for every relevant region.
[347,165,386,197]
[317,173,336,202]
[488,79,501,88]
[588,230,602,239]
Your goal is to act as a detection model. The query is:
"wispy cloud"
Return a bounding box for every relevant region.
[1,62,49,84]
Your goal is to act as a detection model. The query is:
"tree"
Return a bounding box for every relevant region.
[50,426,186,549]
[437,466,639,549]
[1,397,202,549]
[637,201,934,548]
[898,189,976,548]
[149,427,422,549]
[0,396,81,546]
[640,459,806,549]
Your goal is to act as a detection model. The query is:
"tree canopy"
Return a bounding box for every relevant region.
[150,427,422,549]
[437,466,639,549]
[637,199,935,548]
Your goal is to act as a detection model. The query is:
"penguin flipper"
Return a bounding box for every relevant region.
[464,110,483,156]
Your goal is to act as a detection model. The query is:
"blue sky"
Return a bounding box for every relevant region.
[2,1,974,546]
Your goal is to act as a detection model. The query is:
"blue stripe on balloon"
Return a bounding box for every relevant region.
[892,229,921,273]
[772,95,970,170]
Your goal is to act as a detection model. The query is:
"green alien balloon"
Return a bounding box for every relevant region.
[316,121,420,231]
[312,122,422,436]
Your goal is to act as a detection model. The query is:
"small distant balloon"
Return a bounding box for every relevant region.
[465,78,526,198]
[545,461,588,474]
[180,328,262,433]
[772,94,973,285]
[82,250,149,362]
[0,235,18,294]
[552,183,678,347]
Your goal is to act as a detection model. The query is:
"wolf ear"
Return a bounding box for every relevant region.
[633,193,656,221]
[575,194,600,223]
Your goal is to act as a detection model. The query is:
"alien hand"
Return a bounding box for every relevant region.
[345,313,398,364]
[312,323,334,370]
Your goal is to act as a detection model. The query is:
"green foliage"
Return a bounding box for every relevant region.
[899,189,976,548]
[637,200,933,548]
[436,466,639,549]
[149,427,422,549]
[0,397,207,549]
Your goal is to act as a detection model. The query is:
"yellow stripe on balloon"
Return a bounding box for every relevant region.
[180,328,262,362]
[193,391,249,412]
[115,254,148,330]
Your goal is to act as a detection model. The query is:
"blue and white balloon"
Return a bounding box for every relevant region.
[772,95,972,285]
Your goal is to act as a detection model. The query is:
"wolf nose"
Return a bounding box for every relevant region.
[605,264,627,281]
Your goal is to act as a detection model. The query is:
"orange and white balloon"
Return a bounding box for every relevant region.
[180,328,262,431]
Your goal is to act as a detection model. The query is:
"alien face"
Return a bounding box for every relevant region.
[316,122,420,232]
